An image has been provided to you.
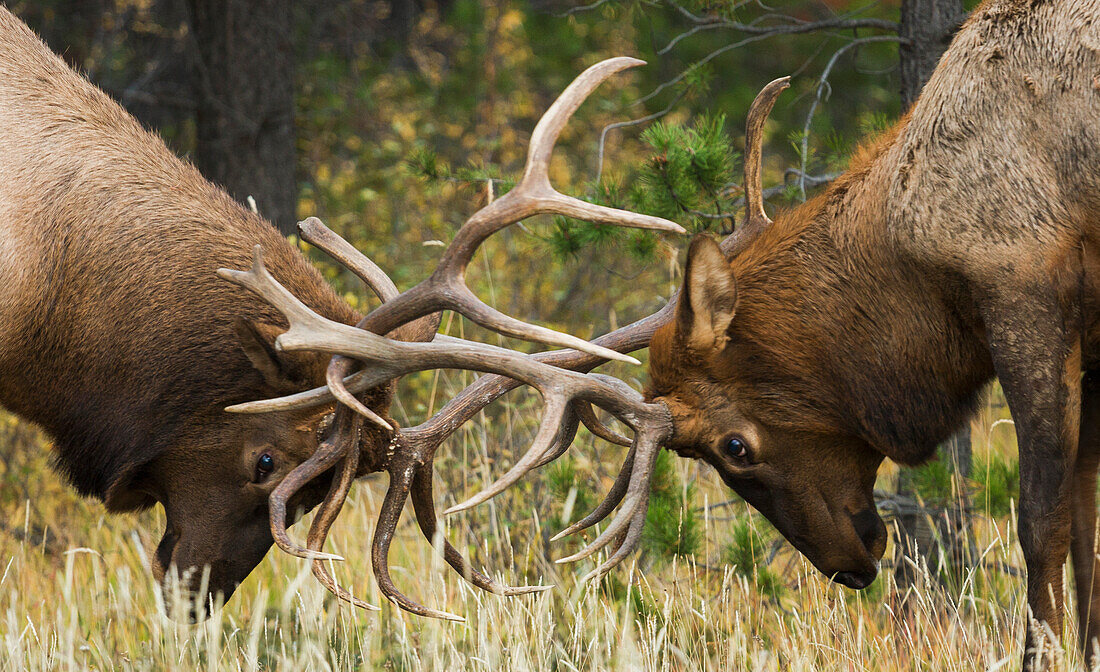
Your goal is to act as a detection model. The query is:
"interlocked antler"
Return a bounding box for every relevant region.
[220,62,789,619]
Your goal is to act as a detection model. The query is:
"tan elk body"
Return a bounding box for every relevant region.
[647,0,1100,666]
[0,6,397,615]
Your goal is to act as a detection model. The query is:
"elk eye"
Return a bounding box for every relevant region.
[725,437,749,461]
[254,453,275,481]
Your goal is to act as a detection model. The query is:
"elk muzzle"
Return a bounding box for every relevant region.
[153,514,274,622]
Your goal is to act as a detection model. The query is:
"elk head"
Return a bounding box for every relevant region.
[646,80,888,589]
[646,233,887,588]
[104,306,406,621]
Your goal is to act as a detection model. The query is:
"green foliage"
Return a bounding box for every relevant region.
[910,449,1020,519]
[723,518,784,599]
[546,457,598,533]
[545,113,739,263]
[642,450,701,559]
[413,111,740,265]
[859,111,896,137]
[633,113,737,231]
[406,147,448,182]
[910,457,956,505]
[680,61,715,98]
[973,454,1020,519]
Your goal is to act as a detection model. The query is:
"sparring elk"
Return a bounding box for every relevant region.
[0,5,416,618]
[0,7,681,619]
[223,0,1100,669]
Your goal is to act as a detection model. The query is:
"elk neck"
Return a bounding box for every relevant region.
[723,126,995,466]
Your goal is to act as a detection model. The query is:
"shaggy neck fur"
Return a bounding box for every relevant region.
[725,125,995,465]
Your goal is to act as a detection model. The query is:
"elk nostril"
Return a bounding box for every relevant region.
[850,508,885,553]
[834,570,874,589]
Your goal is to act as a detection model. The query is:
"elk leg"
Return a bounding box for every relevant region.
[979,287,1081,671]
[1071,371,1100,665]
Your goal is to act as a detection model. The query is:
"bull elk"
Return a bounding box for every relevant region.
[218,0,1100,670]
[0,7,683,621]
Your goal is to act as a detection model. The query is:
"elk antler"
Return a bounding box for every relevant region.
[221,244,675,596]
[220,64,789,619]
[223,74,790,418]
[727,75,789,257]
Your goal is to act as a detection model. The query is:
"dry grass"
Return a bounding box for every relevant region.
[0,383,1077,672]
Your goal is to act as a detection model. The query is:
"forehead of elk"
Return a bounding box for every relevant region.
[101,317,394,512]
[649,221,848,441]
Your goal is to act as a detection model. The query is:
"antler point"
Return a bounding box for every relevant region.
[549,529,573,543]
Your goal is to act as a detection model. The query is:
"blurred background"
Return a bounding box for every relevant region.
[1,1,1040,670]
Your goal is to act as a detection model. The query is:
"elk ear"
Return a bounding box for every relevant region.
[677,234,738,354]
[234,317,303,392]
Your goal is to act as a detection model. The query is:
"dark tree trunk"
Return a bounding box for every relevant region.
[185,0,297,235]
[898,0,966,108]
[893,0,970,595]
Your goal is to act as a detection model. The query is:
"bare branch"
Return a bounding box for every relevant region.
[596,90,686,184]
[798,35,907,199]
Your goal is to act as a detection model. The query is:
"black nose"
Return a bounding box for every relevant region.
[834,570,875,589]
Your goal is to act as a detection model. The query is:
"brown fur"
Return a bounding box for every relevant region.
[0,7,391,616]
[648,0,1100,667]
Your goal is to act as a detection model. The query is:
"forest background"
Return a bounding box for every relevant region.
[1,1,1039,670]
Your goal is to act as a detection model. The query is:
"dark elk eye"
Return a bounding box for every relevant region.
[725,437,749,461]
[254,453,275,482]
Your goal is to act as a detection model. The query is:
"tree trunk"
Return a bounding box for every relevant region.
[898,0,965,108]
[185,0,297,235]
[893,0,969,594]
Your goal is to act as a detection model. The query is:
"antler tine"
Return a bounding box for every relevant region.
[326,363,394,431]
[299,216,445,344]
[509,57,684,232]
[443,395,570,515]
[553,427,665,565]
[578,490,651,583]
[298,217,399,303]
[533,403,582,469]
[297,216,437,440]
[306,440,382,611]
[266,409,360,561]
[410,462,552,596]
[742,76,791,231]
[373,458,465,621]
[549,444,636,541]
[574,400,632,447]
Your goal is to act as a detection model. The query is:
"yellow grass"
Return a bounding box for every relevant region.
[0,384,1074,672]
